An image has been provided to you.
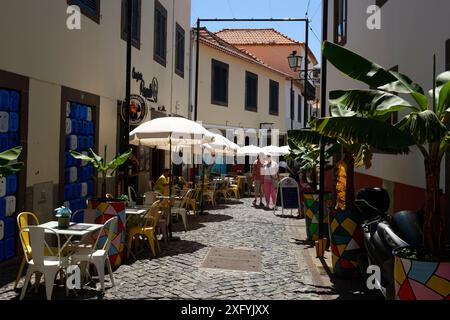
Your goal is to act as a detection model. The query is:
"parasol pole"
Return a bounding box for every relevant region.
[169,133,173,239]
[200,134,205,214]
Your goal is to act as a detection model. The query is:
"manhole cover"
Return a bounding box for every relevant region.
[201,247,262,272]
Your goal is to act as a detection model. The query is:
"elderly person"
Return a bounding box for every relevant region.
[262,153,279,210]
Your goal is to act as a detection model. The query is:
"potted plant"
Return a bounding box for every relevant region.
[286,140,332,242]
[308,41,450,299]
[70,146,131,267]
[54,206,72,229]
[289,116,378,278]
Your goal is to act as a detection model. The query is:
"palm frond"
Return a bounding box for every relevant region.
[311,116,415,154]
[329,104,357,117]
[288,129,336,146]
[329,90,419,116]
[323,41,397,88]
[396,110,448,144]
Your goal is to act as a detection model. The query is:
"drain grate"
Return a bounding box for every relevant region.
[201,247,262,272]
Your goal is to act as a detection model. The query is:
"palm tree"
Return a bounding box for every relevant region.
[71,146,132,198]
[304,41,450,257]
[0,146,24,177]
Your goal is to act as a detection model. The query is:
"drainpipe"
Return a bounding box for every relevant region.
[169,0,176,116]
[123,0,133,195]
[318,0,329,242]
[188,29,193,120]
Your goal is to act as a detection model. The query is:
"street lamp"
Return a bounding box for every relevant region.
[288,51,321,84]
[287,50,303,72]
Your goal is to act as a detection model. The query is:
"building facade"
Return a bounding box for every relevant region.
[192,28,319,151]
[215,29,319,131]
[325,0,449,214]
[0,0,191,263]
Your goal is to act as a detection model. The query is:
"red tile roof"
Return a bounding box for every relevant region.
[215,28,318,65]
[196,28,293,79]
[215,28,300,45]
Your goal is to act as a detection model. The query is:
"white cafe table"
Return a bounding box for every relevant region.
[38,221,103,253]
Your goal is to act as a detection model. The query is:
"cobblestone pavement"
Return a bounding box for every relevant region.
[0,198,371,300]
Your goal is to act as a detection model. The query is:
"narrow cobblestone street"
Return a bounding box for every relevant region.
[0,198,376,300]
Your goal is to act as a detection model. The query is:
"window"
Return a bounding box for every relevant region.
[154,0,168,67]
[121,0,141,49]
[211,59,229,106]
[245,72,258,111]
[68,0,101,24]
[376,0,388,7]
[269,80,279,116]
[175,23,185,78]
[298,94,302,123]
[334,0,347,45]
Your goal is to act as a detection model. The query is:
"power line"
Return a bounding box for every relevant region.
[310,2,321,20]
[305,0,311,16]
[227,0,235,18]
[309,25,321,44]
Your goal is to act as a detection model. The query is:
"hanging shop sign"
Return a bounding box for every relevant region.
[120,94,148,126]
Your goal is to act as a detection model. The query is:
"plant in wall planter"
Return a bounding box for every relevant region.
[71,146,131,267]
[54,206,72,229]
[308,41,450,299]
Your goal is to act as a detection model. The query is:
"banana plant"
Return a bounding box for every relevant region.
[70,146,132,199]
[305,41,450,257]
[0,146,24,177]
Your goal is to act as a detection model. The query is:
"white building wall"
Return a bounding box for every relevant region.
[0,0,191,187]
[327,0,449,191]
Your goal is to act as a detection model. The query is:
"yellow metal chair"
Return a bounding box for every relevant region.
[15,212,58,290]
[227,176,242,199]
[126,201,161,259]
[187,186,201,215]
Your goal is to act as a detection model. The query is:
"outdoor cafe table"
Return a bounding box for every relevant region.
[125,207,147,223]
[38,221,103,253]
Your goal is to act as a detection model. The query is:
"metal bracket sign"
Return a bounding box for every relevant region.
[120,94,148,126]
[277,177,301,217]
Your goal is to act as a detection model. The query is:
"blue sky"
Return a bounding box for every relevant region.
[191,0,323,60]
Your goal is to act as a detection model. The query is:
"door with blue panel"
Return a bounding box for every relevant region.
[59,87,98,221]
[63,101,96,217]
[0,88,21,262]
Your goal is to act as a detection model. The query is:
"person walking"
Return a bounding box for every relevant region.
[262,154,279,210]
[251,153,264,207]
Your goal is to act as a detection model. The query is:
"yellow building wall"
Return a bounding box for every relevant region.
[197,45,287,133]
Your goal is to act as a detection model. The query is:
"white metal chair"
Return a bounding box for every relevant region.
[19,226,68,300]
[70,216,118,292]
[171,189,194,231]
[128,186,137,203]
